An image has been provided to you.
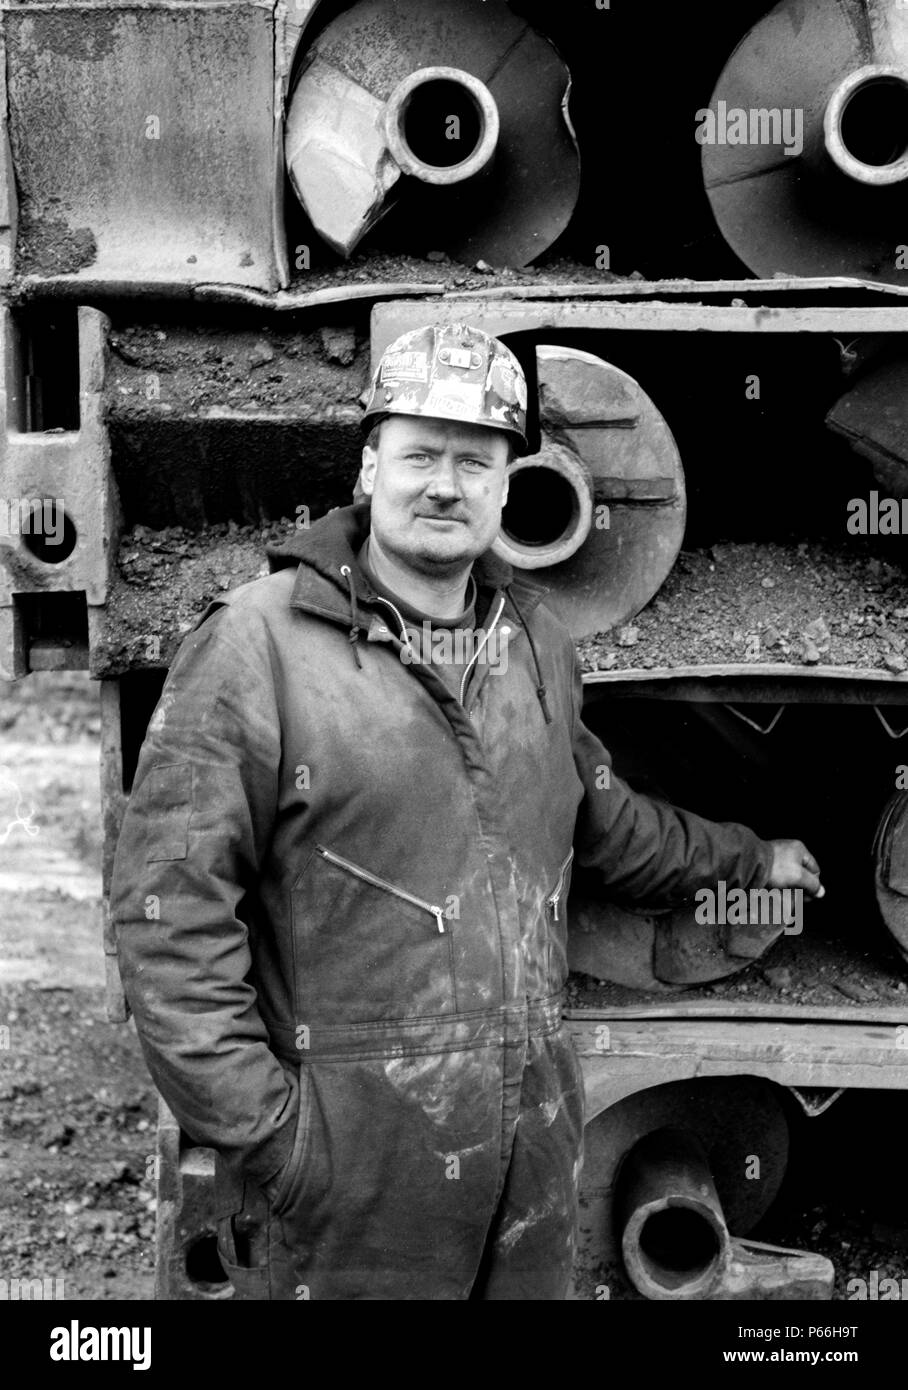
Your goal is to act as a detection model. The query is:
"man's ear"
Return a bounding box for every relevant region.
[360,445,378,497]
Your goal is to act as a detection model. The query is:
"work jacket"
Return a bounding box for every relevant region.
[111,502,773,1299]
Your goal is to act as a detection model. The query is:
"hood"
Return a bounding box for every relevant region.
[266,502,547,619]
[266,503,554,723]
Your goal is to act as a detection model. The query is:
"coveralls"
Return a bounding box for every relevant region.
[111,502,773,1299]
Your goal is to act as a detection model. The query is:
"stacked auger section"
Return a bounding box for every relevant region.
[1,0,908,1303]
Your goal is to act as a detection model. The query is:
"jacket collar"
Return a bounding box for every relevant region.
[267,502,548,626]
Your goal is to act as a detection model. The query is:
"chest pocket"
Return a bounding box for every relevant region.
[290,845,457,1026]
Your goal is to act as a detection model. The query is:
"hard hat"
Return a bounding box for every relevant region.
[362,323,528,451]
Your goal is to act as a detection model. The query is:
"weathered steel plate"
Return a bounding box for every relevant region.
[573,1076,789,1297]
[874,790,908,963]
[827,357,908,487]
[703,0,908,285]
[2,1,285,292]
[285,0,579,266]
[496,345,686,638]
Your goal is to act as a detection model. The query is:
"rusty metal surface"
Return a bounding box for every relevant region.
[715,1239,834,1301]
[583,666,908,704]
[703,0,908,286]
[492,345,685,638]
[573,1020,908,1131]
[194,275,908,311]
[99,679,128,1022]
[573,1076,789,1297]
[569,904,671,993]
[873,790,908,963]
[618,1126,731,1300]
[454,276,908,301]
[0,22,15,283]
[0,305,119,680]
[285,0,579,265]
[155,1098,232,1301]
[371,296,908,353]
[826,357,908,486]
[276,0,321,95]
[619,1132,831,1299]
[194,279,445,309]
[787,1085,846,1117]
[1,1,286,293]
[567,897,781,992]
[569,1000,908,1024]
[655,908,785,986]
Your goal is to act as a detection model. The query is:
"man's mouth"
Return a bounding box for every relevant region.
[415,514,467,525]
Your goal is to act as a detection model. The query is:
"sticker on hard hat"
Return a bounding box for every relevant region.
[423,382,485,420]
[381,351,429,384]
[439,347,481,370]
[487,357,526,410]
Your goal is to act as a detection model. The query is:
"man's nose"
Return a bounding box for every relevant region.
[425,458,462,499]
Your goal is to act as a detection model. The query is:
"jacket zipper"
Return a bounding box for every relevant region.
[372,588,507,714]
[315,844,447,934]
[459,594,506,706]
[371,595,415,656]
[547,848,575,922]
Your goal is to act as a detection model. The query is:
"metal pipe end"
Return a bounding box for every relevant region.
[617,1126,732,1301]
[383,67,500,187]
[622,1198,730,1301]
[493,445,594,571]
[824,65,908,187]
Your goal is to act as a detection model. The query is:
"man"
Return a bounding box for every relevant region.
[111,323,822,1301]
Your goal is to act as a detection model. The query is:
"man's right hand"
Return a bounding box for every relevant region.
[766,838,824,899]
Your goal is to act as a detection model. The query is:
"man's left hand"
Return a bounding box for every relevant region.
[767,839,824,898]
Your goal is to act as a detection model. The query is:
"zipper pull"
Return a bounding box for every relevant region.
[431,906,446,934]
[550,894,561,923]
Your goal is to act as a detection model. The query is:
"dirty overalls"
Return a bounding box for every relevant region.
[111,503,772,1299]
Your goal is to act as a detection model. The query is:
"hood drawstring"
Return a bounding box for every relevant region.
[506,587,553,725]
[340,565,551,722]
[339,565,363,670]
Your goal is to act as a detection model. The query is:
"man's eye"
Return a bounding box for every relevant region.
[462,459,488,470]
[407,452,430,462]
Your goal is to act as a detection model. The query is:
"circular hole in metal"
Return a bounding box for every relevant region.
[20,501,77,564]
[502,467,579,548]
[637,1207,722,1292]
[184,1233,230,1292]
[401,78,484,169]
[840,77,908,167]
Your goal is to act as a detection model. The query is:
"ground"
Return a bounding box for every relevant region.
[577,540,908,675]
[0,673,155,1301]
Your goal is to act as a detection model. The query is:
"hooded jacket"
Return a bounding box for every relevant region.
[111,503,773,1298]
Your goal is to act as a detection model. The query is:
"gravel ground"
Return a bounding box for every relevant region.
[93,521,291,675]
[0,983,157,1301]
[577,540,908,676]
[107,321,369,417]
[0,675,156,1301]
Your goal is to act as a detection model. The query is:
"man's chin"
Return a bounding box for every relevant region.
[403,538,484,573]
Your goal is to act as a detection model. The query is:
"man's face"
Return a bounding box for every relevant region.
[360,415,511,575]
